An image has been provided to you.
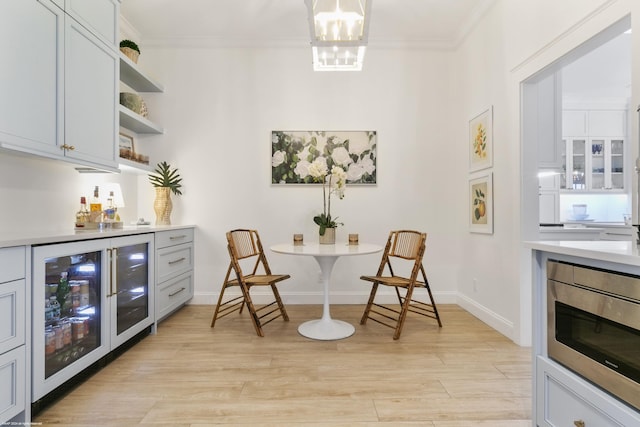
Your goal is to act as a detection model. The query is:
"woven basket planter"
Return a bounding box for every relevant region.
[120,47,139,63]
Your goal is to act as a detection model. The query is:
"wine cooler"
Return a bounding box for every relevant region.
[31,234,154,401]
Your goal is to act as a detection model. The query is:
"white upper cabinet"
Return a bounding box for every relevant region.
[0,0,63,156]
[537,73,563,168]
[562,111,588,137]
[561,109,627,192]
[65,18,118,168]
[0,0,120,172]
[588,110,626,136]
[65,0,119,49]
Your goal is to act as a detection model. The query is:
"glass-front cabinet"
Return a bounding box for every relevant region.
[561,137,624,191]
[32,234,154,402]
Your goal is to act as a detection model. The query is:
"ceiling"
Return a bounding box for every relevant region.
[120,0,496,49]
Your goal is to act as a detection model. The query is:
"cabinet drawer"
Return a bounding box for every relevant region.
[0,345,26,423]
[156,228,194,249]
[157,243,193,283]
[544,372,622,426]
[157,272,193,320]
[0,280,25,355]
[0,247,25,284]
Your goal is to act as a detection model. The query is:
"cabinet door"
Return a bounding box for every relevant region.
[110,234,155,348]
[65,18,118,169]
[563,111,588,137]
[571,139,587,189]
[0,0,63,156]
[590,138,606,190]
[537,73,562,167]
[539,192,558,224]
[65,0,119,48]
[609,138,624,190]
[589,110,626,136]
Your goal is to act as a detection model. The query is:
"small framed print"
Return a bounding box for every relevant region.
[469,106,493,172]
[469,172,493,234]
[119,133,135,160]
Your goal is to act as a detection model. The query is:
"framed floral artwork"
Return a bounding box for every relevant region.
[469,172,493,234]
[469,106,493,172]
[271,130,377,184]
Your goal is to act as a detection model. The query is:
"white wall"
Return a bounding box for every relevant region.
[136,45,463,307]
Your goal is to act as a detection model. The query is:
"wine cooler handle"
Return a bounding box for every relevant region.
[108,248,117,297]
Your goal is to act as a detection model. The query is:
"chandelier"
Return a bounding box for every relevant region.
[305,0,372,71]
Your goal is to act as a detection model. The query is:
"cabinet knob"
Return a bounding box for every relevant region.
[574,420,585,427]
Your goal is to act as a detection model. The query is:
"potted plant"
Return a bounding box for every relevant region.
[119,39,140,63]
[148,161,182,225]
[308,159,346,244]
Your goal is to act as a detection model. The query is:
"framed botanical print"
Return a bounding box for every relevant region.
[469,106,493,172]
[469,171,493,234]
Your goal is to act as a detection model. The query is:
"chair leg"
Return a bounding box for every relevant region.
[393,286,415,340]
[270,283,289,321]
[360,282,379,324]
[240,285,265,337]
[210,283,228,327]
[421,265,442,327]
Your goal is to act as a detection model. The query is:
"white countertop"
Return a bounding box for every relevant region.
[525,240,640,266]
[0,224,195,248]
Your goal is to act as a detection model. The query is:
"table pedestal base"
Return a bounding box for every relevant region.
[298,318,355,340]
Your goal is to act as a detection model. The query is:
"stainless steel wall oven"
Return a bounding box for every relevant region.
[547,260,640,410]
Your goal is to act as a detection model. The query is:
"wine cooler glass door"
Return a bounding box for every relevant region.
[33,239,109,401]
[110,234,155,348]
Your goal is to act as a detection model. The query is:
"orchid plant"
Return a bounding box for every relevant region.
[308,158,347,235]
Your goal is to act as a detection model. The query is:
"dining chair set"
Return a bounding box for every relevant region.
[210,229,442,340]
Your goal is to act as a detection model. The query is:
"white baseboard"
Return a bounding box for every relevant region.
[456,292,516,342]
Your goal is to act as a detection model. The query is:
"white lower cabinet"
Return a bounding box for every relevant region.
[155,228,194,322]
[0,346,26,423]
[0,247,27,424]
[536,352,640,427]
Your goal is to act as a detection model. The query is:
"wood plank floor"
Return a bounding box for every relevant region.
[34,304,532,426]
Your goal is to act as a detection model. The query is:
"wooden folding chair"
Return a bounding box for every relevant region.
[210,229,290,336]
[360,230,442,339]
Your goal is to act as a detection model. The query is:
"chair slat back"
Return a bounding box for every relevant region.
[389,230,425,260]
[227,229,273,277]
[228,229,259,260]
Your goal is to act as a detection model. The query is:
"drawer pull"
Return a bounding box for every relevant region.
[574,421,585,427]
[168,257,186,265]
[169,234,187,240]
[169,287,186,297]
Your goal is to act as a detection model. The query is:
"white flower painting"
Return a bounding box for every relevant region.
[271,131,377,184]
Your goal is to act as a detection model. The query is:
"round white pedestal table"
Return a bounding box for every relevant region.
[270,242,382,340]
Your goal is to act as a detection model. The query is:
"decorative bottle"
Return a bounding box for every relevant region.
[105,191,116,221]
[75,196,90,227]
[89,186,102,222]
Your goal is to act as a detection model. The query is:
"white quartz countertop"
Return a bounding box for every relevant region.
[524,240,640,266]
[0,224,195,248]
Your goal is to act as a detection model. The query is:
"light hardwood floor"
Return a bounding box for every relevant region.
[34,304,532,426]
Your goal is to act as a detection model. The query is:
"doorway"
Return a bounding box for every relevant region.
[521,15,632,242]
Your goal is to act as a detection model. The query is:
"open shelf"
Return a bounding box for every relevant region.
[119,53,164,93]
[118,105,164,134]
